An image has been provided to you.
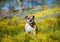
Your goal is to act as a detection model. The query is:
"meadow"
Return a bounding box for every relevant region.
[0,7,60,42]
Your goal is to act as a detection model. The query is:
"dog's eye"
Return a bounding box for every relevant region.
[28,18,30,19]
[31,18,33,20]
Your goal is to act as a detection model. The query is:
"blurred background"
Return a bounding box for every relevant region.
[0,0,60,42]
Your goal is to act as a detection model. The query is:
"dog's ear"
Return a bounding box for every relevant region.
[32,16,35,19]
[25,16,28,19]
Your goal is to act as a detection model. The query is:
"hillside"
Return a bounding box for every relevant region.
[0,7,60,42]
[29,8,60,18]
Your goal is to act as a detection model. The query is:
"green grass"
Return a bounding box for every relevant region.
[0,18,60,42]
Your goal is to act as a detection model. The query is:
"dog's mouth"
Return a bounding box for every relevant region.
[29,21,33,24]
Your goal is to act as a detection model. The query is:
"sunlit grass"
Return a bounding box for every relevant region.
[31,8,60,18]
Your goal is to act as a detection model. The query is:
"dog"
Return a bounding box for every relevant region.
[25,16,38,36]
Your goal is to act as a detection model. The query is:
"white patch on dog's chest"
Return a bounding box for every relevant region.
[25,23,35,32]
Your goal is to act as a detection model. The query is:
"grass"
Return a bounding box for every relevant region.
[0,7,60,42]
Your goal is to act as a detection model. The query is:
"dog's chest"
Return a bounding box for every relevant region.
[25,23,35,32]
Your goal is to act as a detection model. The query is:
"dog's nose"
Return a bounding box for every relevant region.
[30,20,32,22]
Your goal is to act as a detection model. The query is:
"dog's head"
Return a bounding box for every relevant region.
[25,16,35,24]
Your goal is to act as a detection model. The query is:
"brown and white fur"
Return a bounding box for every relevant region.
[25,16,38,36]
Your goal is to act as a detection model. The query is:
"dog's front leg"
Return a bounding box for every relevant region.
[34,25,38,34]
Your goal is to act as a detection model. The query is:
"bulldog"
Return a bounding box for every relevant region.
[25,16,38,35]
